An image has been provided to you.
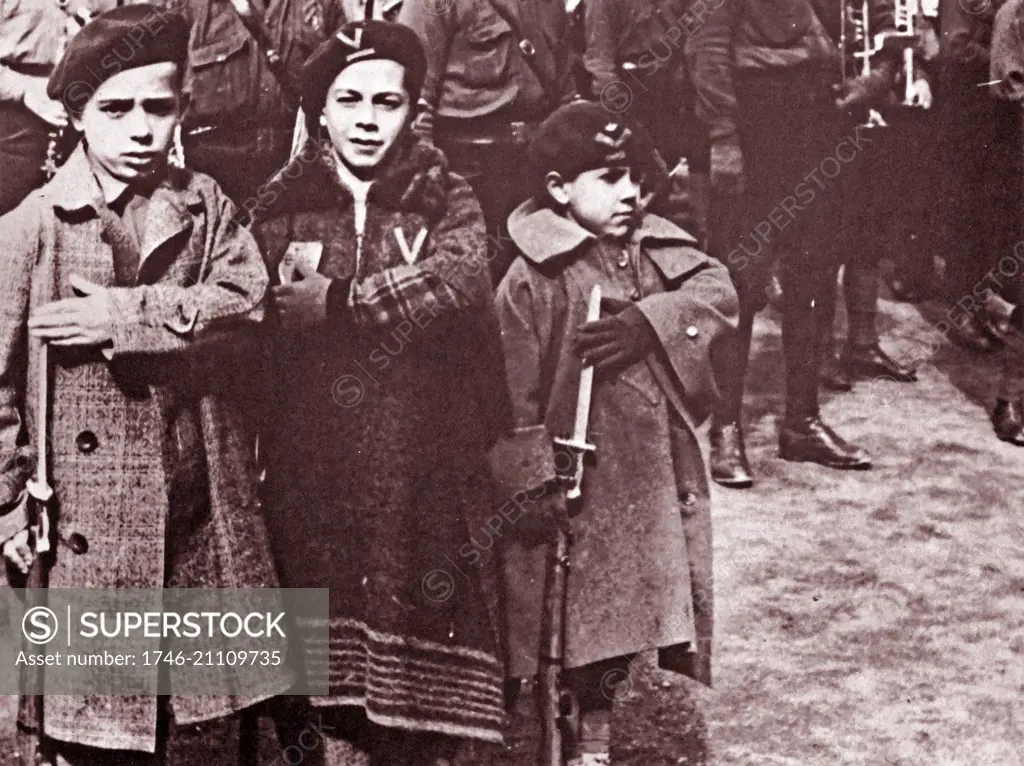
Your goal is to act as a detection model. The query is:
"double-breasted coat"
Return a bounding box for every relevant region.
[492,200,738,686]
[0,147,292,753]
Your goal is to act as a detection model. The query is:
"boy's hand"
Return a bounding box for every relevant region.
[28,275,114,347]
[3,529,34,576]
[269,262,331,328]
[574,299,658,373]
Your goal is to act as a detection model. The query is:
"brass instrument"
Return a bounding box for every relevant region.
[840,0,925,126]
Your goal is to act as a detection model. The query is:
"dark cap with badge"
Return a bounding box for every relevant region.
[527,101,665,187]
[301,20,427,130]
[47,4,190,114]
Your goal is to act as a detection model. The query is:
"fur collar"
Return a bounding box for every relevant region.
[258,136,452,224]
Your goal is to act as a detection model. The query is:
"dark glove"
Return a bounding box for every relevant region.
[507,484,569,547]
[574,297,658,373]
[709,136,745,196]
[835,68,895,110]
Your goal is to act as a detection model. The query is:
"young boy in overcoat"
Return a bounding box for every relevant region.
[0,6,290,763]
[491,101,738,765]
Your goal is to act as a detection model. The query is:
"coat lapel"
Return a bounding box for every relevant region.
[138,179,202,275]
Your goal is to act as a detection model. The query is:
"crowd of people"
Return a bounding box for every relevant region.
[0,0,1020,765]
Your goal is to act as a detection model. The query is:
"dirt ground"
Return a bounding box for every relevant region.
[1,284,1022,765]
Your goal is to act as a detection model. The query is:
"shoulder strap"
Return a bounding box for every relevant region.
[483,0,563,110]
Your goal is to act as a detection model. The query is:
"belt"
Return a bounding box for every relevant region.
[434,117,537,146]
[182,123,294,153]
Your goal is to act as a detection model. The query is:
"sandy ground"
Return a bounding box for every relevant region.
[1,288,1022,765]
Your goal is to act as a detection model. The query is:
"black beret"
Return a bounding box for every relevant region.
[301,21,427,126]
[528,101,658,186]
[47,4,190,114]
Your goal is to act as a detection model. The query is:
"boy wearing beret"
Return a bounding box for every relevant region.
[0,6,289,764]
[492,101,737,765]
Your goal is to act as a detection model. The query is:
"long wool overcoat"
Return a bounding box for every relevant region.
[0,147,292,753]
[254,138,512,744]
[492,199,739,686]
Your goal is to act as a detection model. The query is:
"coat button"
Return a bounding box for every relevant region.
[75,430,98,454]
[682,492,698,507]
[617,254,629,268]
[630,289,641,301]
[685,325,699,339]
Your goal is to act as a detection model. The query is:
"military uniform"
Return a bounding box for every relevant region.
[704,0,899,484]
[936,0,1022,351]
[167,0,346,210]
[987,0,1024,444]
[0,0,122,215]
[399,0,576,284]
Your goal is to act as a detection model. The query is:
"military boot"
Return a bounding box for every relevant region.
[841,263,917,383]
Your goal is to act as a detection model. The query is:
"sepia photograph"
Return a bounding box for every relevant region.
[0,0,1020,763]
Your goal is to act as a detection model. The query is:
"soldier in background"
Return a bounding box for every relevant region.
[168,0,347,211]
[0,0,121,215]
[400,0,577,284]
[821,4,937,391]
[987,0,1024,444]
[581,0,722,238]
[705,0,900,487]
[937,0,1022,352]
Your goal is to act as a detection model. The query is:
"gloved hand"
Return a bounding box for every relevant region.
[709,136,745,196]
[835,68,894,110]
[574,297,658,373]
[507,484,569,547]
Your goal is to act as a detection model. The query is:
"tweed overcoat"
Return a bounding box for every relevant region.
[254,138,512,743]
[0,147,292,753]
[492,200,738,686]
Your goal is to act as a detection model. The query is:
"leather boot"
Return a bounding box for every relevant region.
[992,399,1024,445]
[818,297,851,391]
[844,262,917,382]
[779,262,870,468]
[709,421,753,488]
[779,416,873,469]
[994,312,1024,445]
[710,306,756,488]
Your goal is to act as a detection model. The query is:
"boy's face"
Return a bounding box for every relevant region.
[548,165,641,240]
[71,62,184,185]
[322,59,412,174]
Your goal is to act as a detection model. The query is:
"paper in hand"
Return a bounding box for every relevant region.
[279,242,324,284]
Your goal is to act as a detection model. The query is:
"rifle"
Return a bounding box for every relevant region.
[537,285,601,766]
[17,341,55,766]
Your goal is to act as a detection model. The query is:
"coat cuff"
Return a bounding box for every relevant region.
[488,424,556,495]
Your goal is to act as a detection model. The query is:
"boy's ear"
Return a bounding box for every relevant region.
[69,110,84,134]
[545,171,571,206]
